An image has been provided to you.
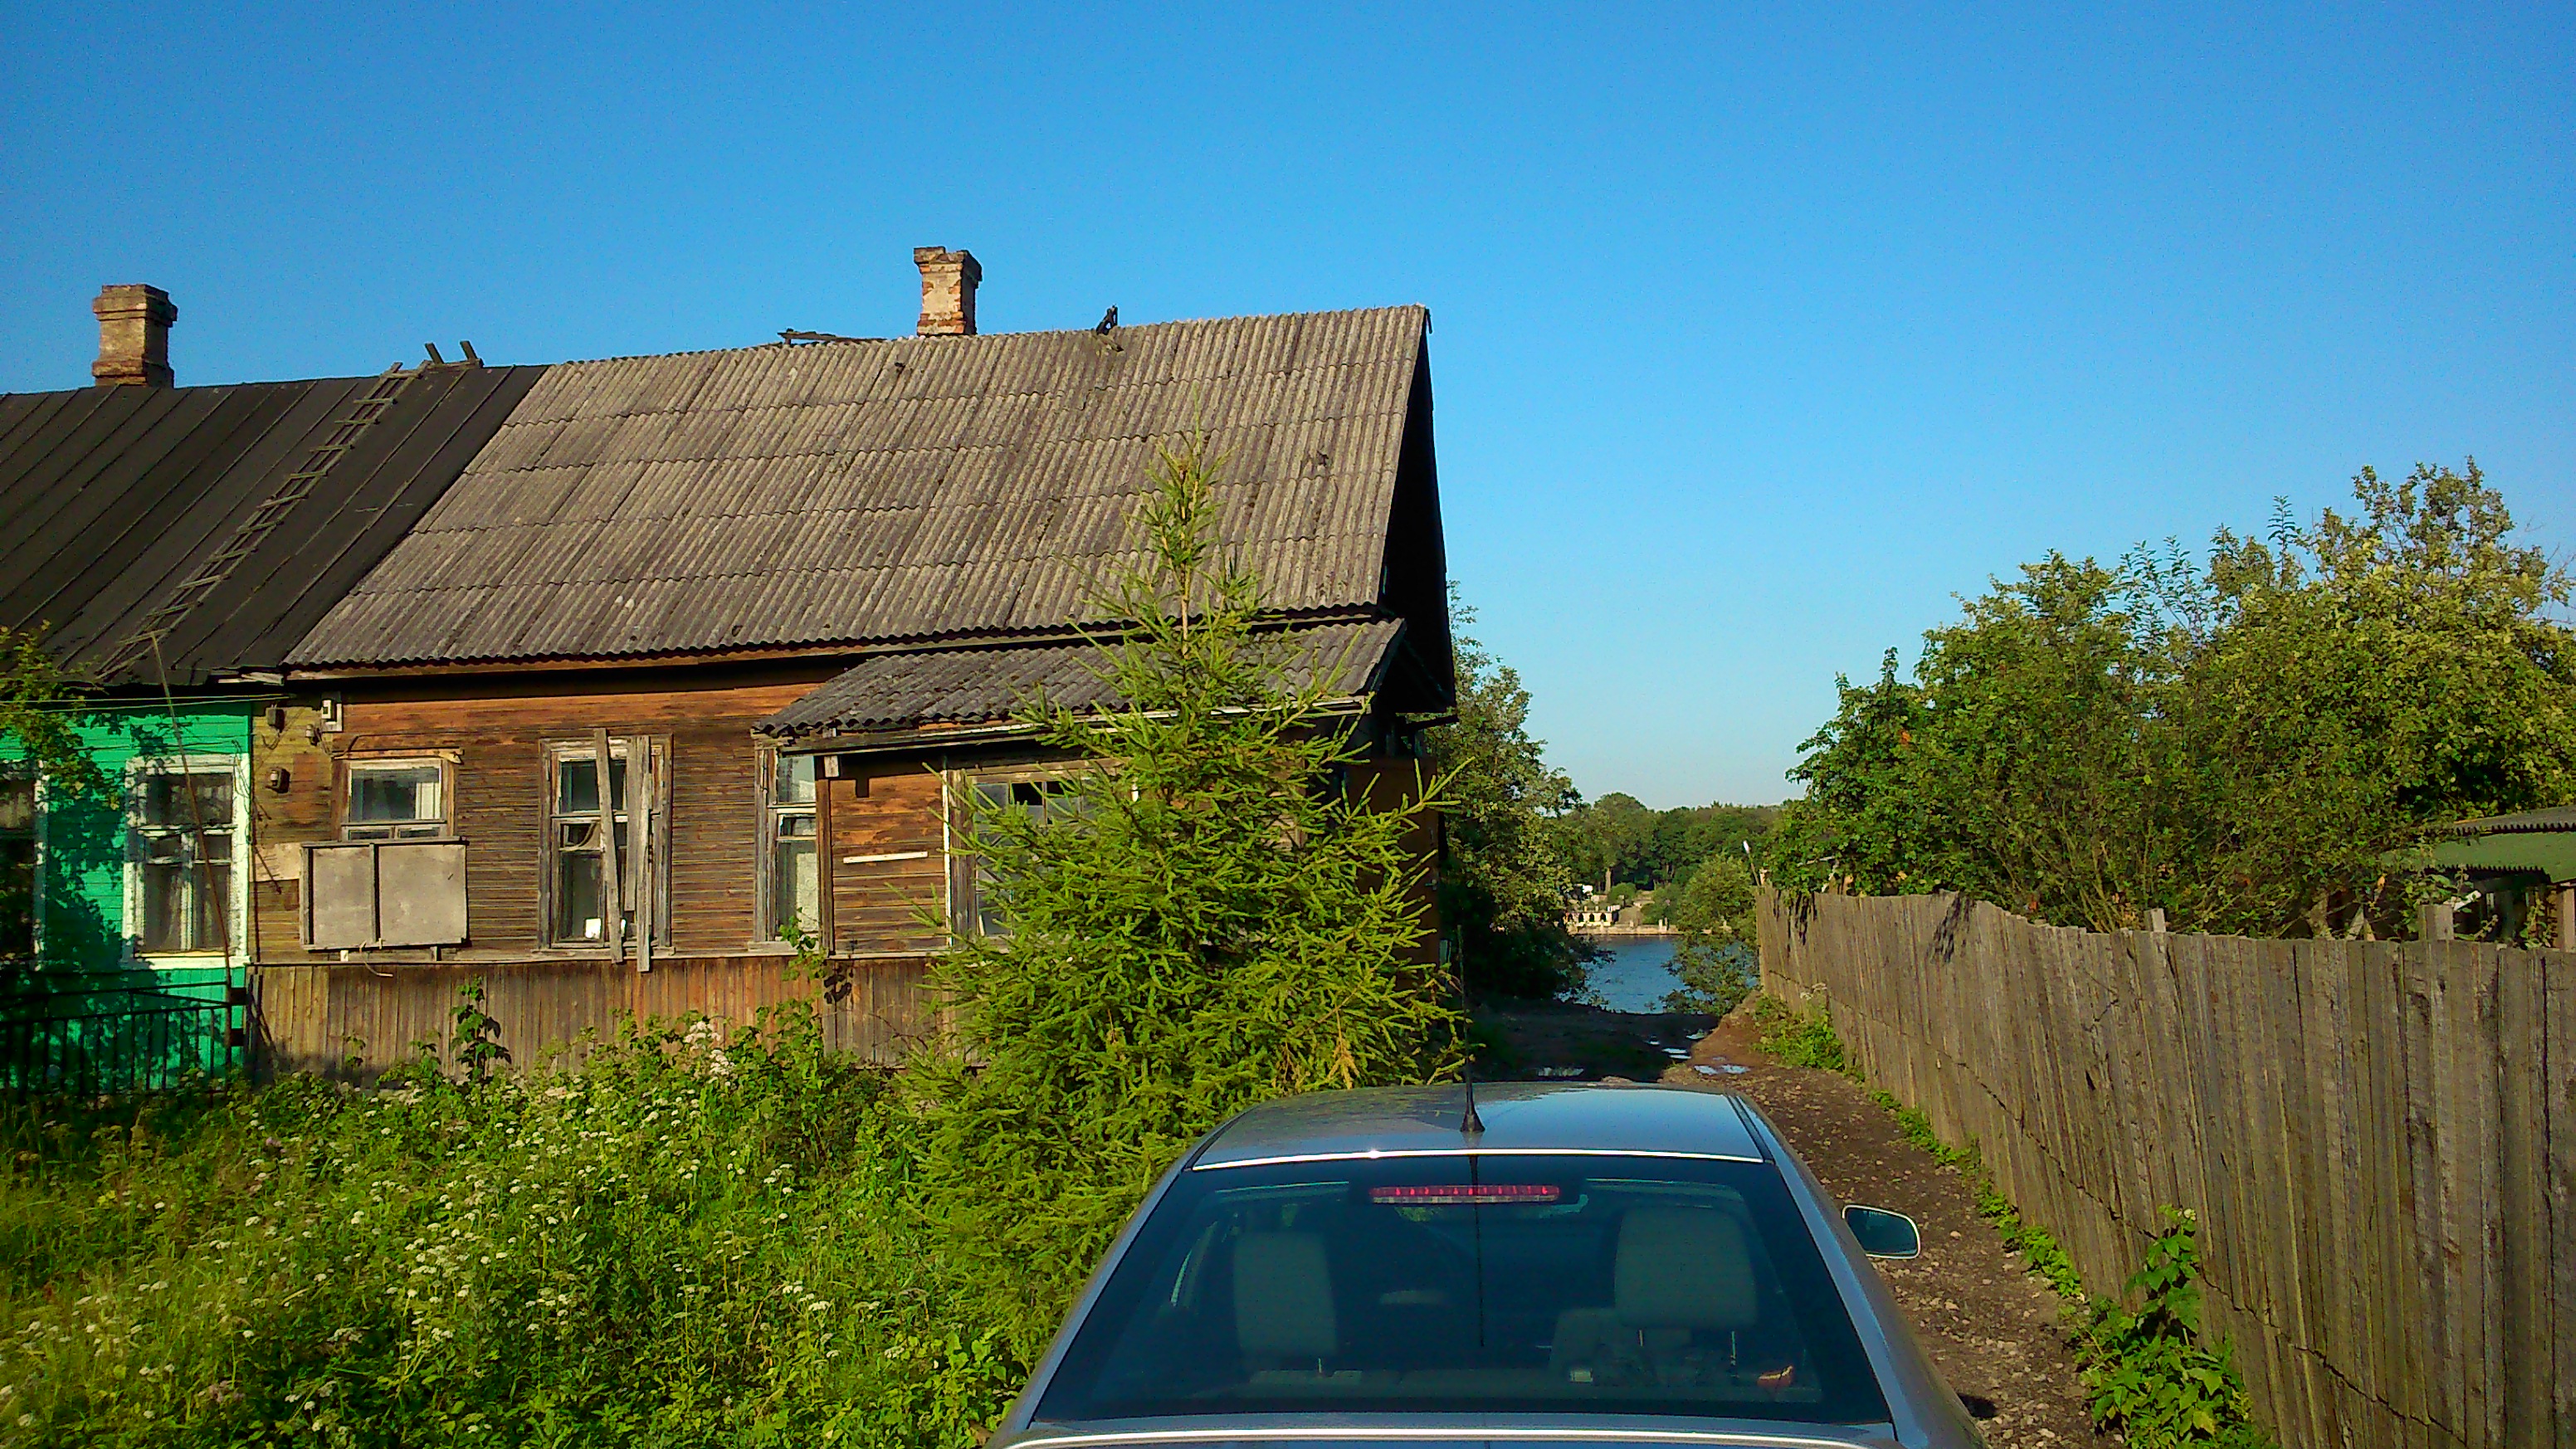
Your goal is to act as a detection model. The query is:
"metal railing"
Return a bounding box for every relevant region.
[0,970,244,1098]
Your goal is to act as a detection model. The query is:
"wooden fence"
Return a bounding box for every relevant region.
[251,954,939,1080]
[1759,889,2571,1449]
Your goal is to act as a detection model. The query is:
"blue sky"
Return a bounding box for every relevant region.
[6,3,2569,807]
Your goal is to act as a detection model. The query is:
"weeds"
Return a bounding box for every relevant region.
[1759,995,2273,1447]
[0,998,1017,1448]
[1748,994,1847,1072]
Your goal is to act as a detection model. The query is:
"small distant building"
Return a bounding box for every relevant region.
[2429,807,2576,946]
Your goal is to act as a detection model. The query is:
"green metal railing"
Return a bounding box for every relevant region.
[0,968,245,1097]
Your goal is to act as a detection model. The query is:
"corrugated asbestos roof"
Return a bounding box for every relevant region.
[0,365,545,687]
[288,307,1428,666]
[2451,806,2576,836]
[757,618,1403,739]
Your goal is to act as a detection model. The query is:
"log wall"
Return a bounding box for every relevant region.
[1759,889,2573,1449]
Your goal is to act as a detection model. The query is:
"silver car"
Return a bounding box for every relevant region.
[991,1082,1990,1449]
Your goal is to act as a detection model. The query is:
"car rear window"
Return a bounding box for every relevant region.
[1035,1153,1891,1426]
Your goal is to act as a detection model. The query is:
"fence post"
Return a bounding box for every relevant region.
[2418,900,2455,942]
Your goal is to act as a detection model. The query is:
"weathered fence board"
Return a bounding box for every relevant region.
[1760,890,2570,1449]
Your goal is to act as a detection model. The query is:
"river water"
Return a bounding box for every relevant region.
[1576,935,1686,1012]
[1571,935,1757,1014]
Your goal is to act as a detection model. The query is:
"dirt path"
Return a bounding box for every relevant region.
[1664,1016,2112,1448]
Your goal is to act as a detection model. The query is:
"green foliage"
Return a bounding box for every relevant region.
[900,436,1462,1366]
[0,626,106,805]
[1562,793,1778,897]
[1748,995,1847,1073]
[2081,1210,2268,1447]
[1656,852,1757,1014]
[1773,464,2576,937]
[1422,592,1590,999]
[448,979,510,1083]
[0,1004,1019,1449]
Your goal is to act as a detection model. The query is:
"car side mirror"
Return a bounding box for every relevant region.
[1844,1204,1920,1258]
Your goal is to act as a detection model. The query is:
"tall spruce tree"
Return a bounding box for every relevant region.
[901,437,1461,1362]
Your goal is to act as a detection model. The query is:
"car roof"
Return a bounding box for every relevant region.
[1191,1083,1770,1170]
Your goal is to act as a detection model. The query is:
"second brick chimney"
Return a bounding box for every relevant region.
[914,247,980,336]
[93,284,178,387]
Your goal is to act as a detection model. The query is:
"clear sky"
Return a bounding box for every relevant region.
[6,3,2569,807]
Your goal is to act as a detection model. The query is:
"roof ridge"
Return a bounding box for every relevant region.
[536,303,1427,371]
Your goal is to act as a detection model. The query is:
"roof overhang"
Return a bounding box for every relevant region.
[755,618,1404,749]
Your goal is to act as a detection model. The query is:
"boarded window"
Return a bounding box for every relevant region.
[0,774,32,960]
[131,764,238,955]
[305,840,468,949]
[344,761,446,840]
[762,751,817,941]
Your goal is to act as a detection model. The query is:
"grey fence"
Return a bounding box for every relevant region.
[1759,889,2570,1449]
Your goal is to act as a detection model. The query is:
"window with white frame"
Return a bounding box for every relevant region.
[129,758,244,956]
[343,759,447,840]
[1,773,34,961]
[761,750,818,942]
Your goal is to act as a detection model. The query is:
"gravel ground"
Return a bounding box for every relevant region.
[1665,1015,2115,1448]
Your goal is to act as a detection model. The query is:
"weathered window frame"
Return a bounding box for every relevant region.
[754,745,819,948]
[122,753,250,963]
[539,738,670,951]
[945,763,1088,940]
[339,757,451,841]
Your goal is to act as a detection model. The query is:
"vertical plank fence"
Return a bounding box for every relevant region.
[1759,889,2570,1449]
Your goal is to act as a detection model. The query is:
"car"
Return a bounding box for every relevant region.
[989,1081,1992,1448]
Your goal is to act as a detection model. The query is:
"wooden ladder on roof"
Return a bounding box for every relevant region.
[100,364,419,680]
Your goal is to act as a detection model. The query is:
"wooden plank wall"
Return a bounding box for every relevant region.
[831,761,948,954]
[1758,889,2571,1449]
[251,954,937,1076]
[326,681,820,959]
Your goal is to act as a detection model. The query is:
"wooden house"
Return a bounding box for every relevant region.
[250,252,1456,1075]
[0,285,540,1089]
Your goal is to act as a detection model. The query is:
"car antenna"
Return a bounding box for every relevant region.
[1459,933,1485,1135]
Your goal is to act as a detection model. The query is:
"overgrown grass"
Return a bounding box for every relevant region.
[0,1003,1018,1448]
[1752,993,2274,1448]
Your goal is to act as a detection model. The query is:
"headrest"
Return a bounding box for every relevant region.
[1615,1208,1759,1330]
[1234,1232,1336,1359]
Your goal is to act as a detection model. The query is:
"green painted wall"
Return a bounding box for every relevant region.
[4,700,257,1089]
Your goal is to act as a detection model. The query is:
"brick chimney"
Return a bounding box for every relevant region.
[92,285,177,388]
[914,247,980,336]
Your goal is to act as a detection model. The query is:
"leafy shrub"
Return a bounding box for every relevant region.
[2081,1209,2267,1448]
